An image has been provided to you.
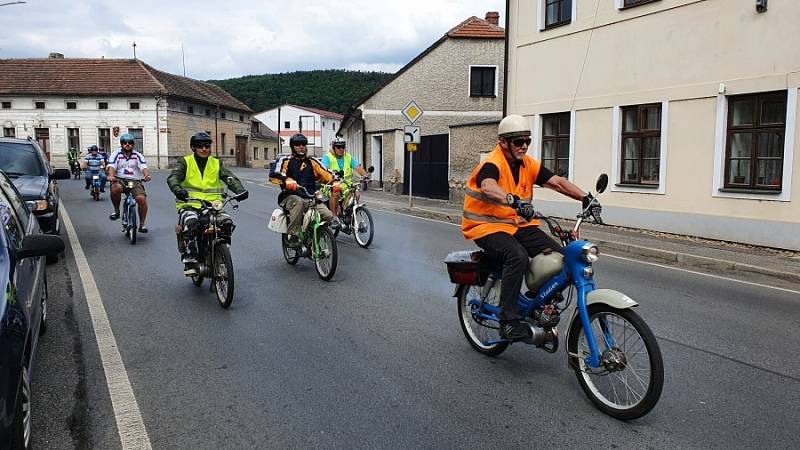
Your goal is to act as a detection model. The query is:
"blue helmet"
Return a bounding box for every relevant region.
[119,133,135,145]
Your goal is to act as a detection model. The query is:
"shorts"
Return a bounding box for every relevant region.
[115,178,146,197]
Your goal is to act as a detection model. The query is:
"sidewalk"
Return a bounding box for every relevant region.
[232,168,800,290]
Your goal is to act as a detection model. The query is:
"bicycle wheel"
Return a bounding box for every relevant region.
[567,304,664,420]
[457,283,508,357]
[213,243,234,308]
[313,227,337,281]
[128,202,137,244]
[281,233,300,265]
[353,207,374,248]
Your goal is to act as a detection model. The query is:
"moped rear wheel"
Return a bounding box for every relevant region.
[568,305,663,420]
[213,243,234,308]
[281,233,300,265]
[314,227,337,281]
[457,283,508,357]
[353,206,374,248]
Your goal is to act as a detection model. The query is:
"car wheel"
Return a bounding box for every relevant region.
[39,273,48,336]
[10,365,32,449]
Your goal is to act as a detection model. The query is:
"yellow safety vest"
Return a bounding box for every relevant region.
[325,151,353,186]
[176,155,225,210]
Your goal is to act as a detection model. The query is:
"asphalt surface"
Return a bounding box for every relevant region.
[32,170,800,449]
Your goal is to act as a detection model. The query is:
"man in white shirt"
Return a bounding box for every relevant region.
[107,133,152,232]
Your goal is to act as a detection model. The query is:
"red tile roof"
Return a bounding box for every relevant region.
[447,16,505,39]
[0,58,251,112]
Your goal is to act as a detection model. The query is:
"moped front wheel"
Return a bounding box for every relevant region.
[313,227,337,281]
[457,284,508,357]
[128,203,137,245]
[353,206,374,248]
[567,304,663,420]
[213,243,234,308]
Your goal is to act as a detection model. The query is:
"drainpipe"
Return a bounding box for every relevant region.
[155,95,161,169]
[503,0,510,117]
[214,104,219,158]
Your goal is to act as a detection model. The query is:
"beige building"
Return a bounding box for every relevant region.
[506,0,800,250]
[249,118,280,169]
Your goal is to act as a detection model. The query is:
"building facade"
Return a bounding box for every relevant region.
[338,12,505,199]
[249,118,280,169]
[506,0,800,250]
[253,104,342,158]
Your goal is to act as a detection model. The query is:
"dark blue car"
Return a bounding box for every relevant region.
[0,172,64,449]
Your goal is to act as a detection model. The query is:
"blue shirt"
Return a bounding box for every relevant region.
[84,155,105,172]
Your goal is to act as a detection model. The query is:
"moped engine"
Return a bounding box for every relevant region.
[521,322,559,353]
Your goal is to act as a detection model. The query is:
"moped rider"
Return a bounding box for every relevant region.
[321,137,370,221]
[167,132,248,275]
[461,114,602,341]
[68,146,80,176]
[81,145,107,192]
[269,133,339,246]
[107,133,152,232]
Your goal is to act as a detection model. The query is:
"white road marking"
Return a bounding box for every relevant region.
[60,203,152,450]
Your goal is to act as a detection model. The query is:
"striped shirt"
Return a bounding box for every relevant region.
[108,149,148,179]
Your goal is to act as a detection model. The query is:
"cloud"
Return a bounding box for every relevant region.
[0,0,504,79]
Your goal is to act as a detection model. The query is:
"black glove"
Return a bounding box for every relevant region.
[582,193,603,224]
[516,202,537,221]
[175,189,190,201]
[236,190,249,201]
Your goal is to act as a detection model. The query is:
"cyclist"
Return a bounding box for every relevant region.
[269,133,338,246]
[462,114,601,341]
[81,145,107,192]
[107,133,151,232]
[167,132,248,275]
[321,137,370,219]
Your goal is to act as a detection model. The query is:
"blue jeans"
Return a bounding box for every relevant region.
[85,170,107,190]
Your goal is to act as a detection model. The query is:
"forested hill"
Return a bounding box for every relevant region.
[208,69,393,115]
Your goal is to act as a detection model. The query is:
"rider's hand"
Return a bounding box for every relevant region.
[143,174,151,182]
[332,181,342,194]
[108,175,115,183]
[582,193,603,224]
[175,189,190,201]
[285,178,299,191]
[236,190,249,201]
[506,194,521,208]
[516,202,537,221]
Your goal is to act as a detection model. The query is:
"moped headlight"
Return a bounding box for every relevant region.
[211,200,224,211]
[581,244,600,263]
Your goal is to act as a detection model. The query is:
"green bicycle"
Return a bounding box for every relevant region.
[270,187,338,281]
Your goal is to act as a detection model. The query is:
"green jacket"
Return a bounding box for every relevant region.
[167,154,244,197]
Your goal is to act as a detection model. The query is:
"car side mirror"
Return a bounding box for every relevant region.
[596,174,609,194]
[367,166,375,173]
[52,168,71,180]
[17,234,65,259]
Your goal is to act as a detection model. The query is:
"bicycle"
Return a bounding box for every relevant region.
[327,178,375,248]
[118,178,141,245]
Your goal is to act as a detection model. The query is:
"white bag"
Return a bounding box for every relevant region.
[267,208,288,233]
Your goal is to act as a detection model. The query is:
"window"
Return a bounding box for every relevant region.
[35,101,45,109]
[129,102,140,110]
[620,0,660,8]
[3,128,14,138]
[541,112,571,177]
[98,101,108,110]
[253,147,259,160]
[205,108,211,116]
[128,128,144,153]
[284,121,290,129]
[725,91,787,191]
[67,128,80,153]
[66,101,77,109]
[220,133,226,155]
[239,114,244,122]
[2,101,12,109]
[220,111,226,119]
[470,66,497,97]
[332,123,335,130]
[545,0,572,29]
[187,105,194,114]
[620,104,662,185]
[98,128,111,152]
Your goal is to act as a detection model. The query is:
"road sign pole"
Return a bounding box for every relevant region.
[408,145,413,207]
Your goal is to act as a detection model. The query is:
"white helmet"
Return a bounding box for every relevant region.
[498,115,531,138]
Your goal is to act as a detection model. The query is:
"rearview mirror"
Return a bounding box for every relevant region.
[52,168,71,180]
[596,174,609,194]
[18,234,65,259]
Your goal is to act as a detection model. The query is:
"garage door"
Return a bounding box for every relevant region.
[403,133,449,199]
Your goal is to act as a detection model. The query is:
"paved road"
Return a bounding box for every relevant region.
[33,171,800,449]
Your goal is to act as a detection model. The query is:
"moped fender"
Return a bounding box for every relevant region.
[564,289,638,365]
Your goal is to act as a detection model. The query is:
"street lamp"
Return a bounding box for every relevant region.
[0,2,26,6]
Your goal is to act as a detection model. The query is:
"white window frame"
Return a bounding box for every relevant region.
[128,101,140,110]
[467,65,499,97]
[610,101,669,194]
[97,100,109,110]
[65,100,78,110]
[538,0,577,31]
[34,100,46,110]
[1,100,11,109]
[712,88,795,202]
[615,0,661,9]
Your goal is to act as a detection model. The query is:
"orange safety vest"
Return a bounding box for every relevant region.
[462,145,541,240]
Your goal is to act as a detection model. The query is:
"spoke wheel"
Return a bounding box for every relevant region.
[568,305,663,420]
[281,234,300,265]
[39,273,48,335]
[353,207,374,248]
[213,243,234,308]
[313,227,337,281]
[128,203,137,245]
[11,365,31,449]
[457,282,508,356]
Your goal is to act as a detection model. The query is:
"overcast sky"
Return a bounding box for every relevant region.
[0,0,505,80]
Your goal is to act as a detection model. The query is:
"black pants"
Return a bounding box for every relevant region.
[474,227,562,321]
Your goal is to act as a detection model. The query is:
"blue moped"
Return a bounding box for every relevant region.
[445,174,663,420]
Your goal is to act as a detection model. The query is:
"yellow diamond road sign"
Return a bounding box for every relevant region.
[402,100,423,124]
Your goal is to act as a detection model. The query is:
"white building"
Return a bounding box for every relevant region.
[254,104,342,157]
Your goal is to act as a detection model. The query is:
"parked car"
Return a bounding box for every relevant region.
[0,171,64,449]
[0,137,70,237]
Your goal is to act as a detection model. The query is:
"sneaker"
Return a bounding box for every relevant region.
[499,320,531,341]
[330,217,341,230]
[286,235,302,248]
[183,263,198,276]
[138,226,148,233]
[109,212,120,221]
[181,253,198,264]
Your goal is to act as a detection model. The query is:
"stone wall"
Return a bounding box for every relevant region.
[448,121,499,203]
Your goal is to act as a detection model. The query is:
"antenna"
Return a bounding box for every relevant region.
[181,43,186,76]
[132,41,137,60]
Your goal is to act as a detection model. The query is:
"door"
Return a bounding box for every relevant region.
[35,128,50,161]
[236,136,248,167]
[370,135,382,184]
[403,133,449,199]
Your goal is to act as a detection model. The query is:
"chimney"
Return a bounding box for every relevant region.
[48,52,64,59]
[485,11,499,26]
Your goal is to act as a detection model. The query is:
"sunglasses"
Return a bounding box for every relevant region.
[121,141,134,146]
[510,138,532,147]
[333,145,345,149]
[195,143,212,149]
